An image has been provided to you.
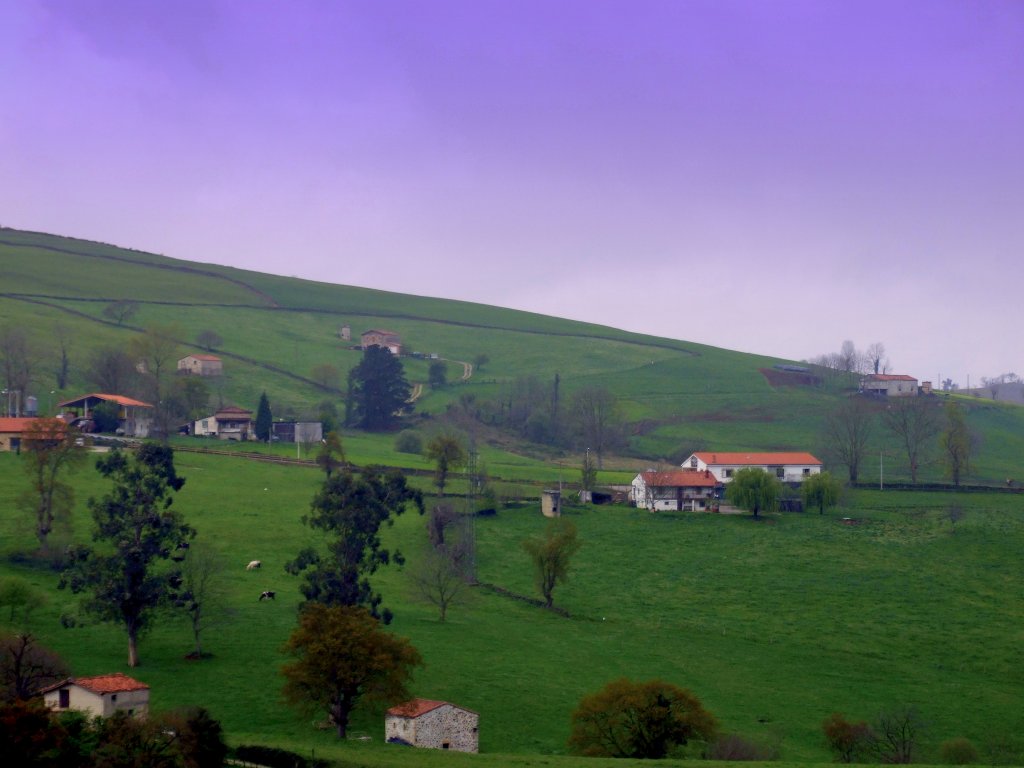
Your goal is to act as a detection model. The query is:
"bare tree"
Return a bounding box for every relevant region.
[195,329,223,351]
[0,326,35,416]
[940,401,972,486]
[866,706,926,764]
[865,342,886,375]
[411,540,471,622]
[569,386,624,468]
[87,346,138,395]
[179,542,233,658]
[18,419,87,556]
[51,323,73,390]
[839,340,860,374]
[881,398,940,483]
[823,398,875,483]
[102,299,139,326]
[0,633,70,702]
[130,324,184,437]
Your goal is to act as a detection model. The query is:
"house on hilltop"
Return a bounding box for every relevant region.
[361,329,402,355]
[860,373,918,397]
[630,469,720,511]
[177,353,223,376]
[41,673,149,718]
[683,451,822,483]
[385,698,479,753]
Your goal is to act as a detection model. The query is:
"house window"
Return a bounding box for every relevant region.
[59,689,69,708]
[724,469,733,478]
[690,457,697,468]
[803,468,810,476]
[775,467,785,478]
[442,742,451,750]
[111,694,117,702]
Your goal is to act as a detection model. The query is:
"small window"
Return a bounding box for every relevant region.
[59,689,70,708]
[442,742,451,750]
[776,467,784,478]
[803,468,810,476]
[111,694,117,702]
[724,469,733,478]
[690,457,697,468]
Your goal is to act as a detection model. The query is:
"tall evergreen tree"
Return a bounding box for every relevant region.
[346,346,411,431]
[254,392,272,442]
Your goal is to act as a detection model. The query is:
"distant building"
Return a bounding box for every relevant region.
[361,329,402,355]
[193,406,253,440]
[271,421,323,444]
[339,324,351,341]
[177,354,223,376]
[683,452,822,484]
[0,417,48,452]
[385,699,479,753]
[57,393,153,438]
[41,673,149,718]
[630,469,720,511]
[860,373,918,397]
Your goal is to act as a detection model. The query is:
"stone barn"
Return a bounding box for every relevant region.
[385,698,479,753]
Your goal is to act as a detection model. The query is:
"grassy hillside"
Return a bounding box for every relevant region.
[1,450,1022,766]
[3,227,1023,486]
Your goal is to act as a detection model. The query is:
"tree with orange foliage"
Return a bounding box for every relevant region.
[18,418,85,554]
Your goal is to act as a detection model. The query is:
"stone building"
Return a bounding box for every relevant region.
[385,698,479,753]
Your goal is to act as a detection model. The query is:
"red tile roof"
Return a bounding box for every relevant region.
[39,672,149,696]
[863,374,917,382]
[215,406,252,416]
[693,452,822,466]
[639,470,719,487]
[387,699,448,718]
[57,394,153,409]
[0,417,44,433]
[185,354,221,362]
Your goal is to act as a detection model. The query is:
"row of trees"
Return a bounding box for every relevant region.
[807,340,889,378]
[824,397,975,485]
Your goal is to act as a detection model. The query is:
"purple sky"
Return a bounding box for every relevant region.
[3,1,1022,385]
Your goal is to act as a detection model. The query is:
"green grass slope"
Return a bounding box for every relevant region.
[0,451,1022,766]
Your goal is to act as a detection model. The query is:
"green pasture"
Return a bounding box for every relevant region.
[1,449,1022,766]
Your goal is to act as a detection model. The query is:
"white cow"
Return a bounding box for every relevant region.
[246,560,261,571]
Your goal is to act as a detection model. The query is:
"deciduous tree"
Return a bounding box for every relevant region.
[345,346,411,431]
[130,324,183,438]
[194,329,223,351]
[822,712,872,763]
[281,604,422,738]
[568,678,718,759]
[725,467,781,518]
[102,300,139,326]
[60,445,193,667]
[824,398,875,483]
[426,432,466,497]
[0,633,69,703]
[569,387,624,468]
[428,360,448,389]
[801,471,842,515]
[87,346,137,395]
[285,467,423,623]
[18,418,86,554]
[179,542,232,659]
[882,398,940,483]
[522,518,581,609]
[940,401,972,486]
[315,430,346,478]
[0,326,34,416]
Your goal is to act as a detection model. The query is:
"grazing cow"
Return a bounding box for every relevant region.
[246,560,261,571]
[259,590,276,601]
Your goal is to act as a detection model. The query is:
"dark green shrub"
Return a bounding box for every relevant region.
[940,737,979,765]
[394,430,422,454]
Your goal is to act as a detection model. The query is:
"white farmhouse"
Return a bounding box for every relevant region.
[630,470,720,511]
[40,673,149,718]
[860,374,919,397]
[385,698,479,753]
[683,451,822,483]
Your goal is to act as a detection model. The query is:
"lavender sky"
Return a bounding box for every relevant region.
[2,1,1022,385]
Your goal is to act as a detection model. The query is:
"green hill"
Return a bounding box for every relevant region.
[3,227,1022,484]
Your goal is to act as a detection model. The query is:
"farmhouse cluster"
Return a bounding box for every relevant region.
[630,451,823,511]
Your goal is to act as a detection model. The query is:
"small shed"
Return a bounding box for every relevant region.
[541,489,561,517]
[40,673,149,718]
[177,354,223,376]
[385,698,478,753]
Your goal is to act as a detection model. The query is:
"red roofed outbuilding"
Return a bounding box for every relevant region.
[57,393,154,437]
[40,672,150,718]
[630,469,721,511]
[177,354,223,376]
[385,698,479,753]
[860,373,919,397]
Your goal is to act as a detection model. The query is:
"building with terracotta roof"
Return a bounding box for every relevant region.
[40,673,149,718]
[361,329,402,355]
[177,353,223,376]
[193,406,254,440]
[630,469,721,511]
[0,417,44,452]
[385,698,478,753]
[860,373,919,397]
[684,451,822,484]
[57,393,154,438]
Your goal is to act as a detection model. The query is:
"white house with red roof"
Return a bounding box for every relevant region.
[40,672,149,718]
[57,393,154,438]
[684,451,822,484]
[385,698,479,753]
[630,469,720,511]
[177,353,223,376]
[860,373,919,397]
